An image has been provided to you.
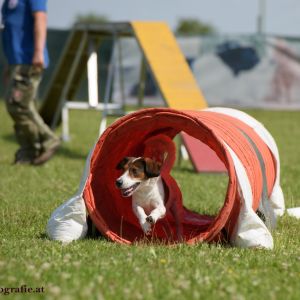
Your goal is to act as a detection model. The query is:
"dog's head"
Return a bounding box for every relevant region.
[115,156,162,197]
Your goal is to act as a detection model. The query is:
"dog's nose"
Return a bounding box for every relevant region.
[115,178,123,188]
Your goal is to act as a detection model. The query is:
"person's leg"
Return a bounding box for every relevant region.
[26,65,61,165]
[5,65,60,164]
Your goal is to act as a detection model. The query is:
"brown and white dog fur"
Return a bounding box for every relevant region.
[115,156,168,236]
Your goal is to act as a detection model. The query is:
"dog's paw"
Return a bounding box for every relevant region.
[146,215,155,224]
[141,222,152,235]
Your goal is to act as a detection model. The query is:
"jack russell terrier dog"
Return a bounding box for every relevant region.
[115,156,170,236]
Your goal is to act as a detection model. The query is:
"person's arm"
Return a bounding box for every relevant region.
[32,11,47,68]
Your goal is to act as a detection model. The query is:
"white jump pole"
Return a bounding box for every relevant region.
[87,40,99,108]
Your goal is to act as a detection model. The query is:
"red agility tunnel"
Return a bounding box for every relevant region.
[83,108,276,245]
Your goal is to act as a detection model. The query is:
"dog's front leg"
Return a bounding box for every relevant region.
[146,205,166,225]
[132,202,151,235]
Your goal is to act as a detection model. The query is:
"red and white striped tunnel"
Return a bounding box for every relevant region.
[83,108,282,246]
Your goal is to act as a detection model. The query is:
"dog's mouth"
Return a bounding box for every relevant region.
[120,183,140,197]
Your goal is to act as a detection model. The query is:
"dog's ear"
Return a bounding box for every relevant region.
[143,158,162,178]
[116,157,131,170]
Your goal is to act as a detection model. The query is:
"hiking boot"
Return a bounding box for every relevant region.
[13,148,35,165]
[32,138,61,166]
[14,157,33,165]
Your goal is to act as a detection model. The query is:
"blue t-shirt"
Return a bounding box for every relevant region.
[1,0,49,67]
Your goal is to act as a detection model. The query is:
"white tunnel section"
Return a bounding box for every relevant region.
[205,107,285,217]
[225,143,274,249]
[46,145,93,243]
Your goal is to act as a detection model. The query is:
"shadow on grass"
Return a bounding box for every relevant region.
[37,233,48,240]
[37,232,107,242]
[1,133,86,160]
[56,147,87,161]
[85,235,107,242]
[1,133,16,144]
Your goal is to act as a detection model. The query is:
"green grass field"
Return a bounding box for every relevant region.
[0,101,300,300]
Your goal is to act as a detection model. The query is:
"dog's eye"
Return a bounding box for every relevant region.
[132,168,138,176]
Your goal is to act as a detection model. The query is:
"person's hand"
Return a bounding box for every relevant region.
[32,50,44,69]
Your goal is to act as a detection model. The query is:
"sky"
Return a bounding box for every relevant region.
[0,0,300,36]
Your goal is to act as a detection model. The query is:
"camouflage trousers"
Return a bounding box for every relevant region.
[5,65,59,161]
